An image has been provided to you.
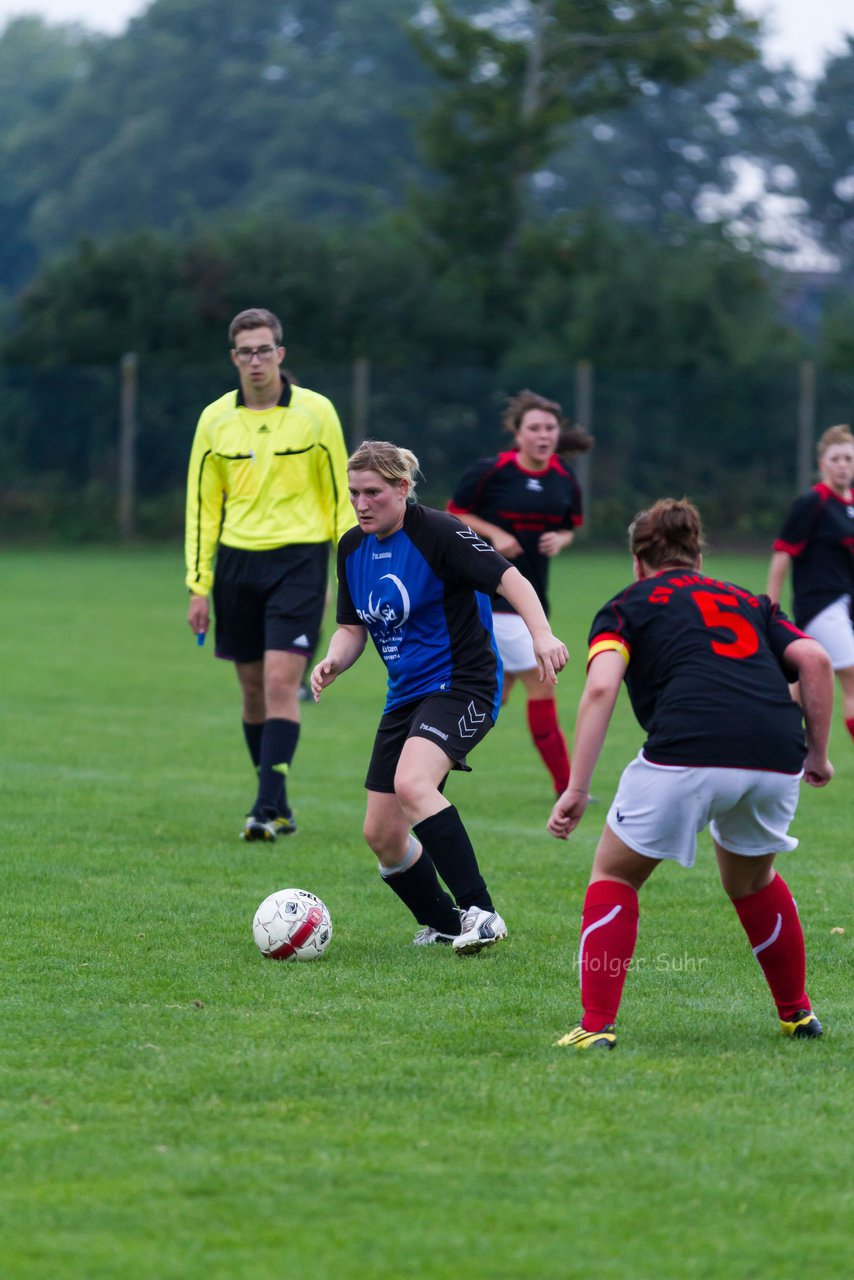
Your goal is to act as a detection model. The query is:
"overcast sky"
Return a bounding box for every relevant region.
[0,0,852,80]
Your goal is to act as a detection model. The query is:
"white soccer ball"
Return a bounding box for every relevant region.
[252,888,333,961]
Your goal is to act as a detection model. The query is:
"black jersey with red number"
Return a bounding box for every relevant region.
[448,450,582,615]
[773,483,854,628]
[588,569,808,772]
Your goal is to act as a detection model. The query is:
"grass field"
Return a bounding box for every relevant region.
[1,545,851,1279]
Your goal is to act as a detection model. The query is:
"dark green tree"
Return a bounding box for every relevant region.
[409,0,759,259]
[536,57,801,239]
[781,39,854,266]
[0,17,100,291]
[23,0,436,258]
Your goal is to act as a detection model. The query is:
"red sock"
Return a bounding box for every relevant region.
[527,699,570,793]
[578,880,639,1032]
[732,874,810,1020]
[845,716,854,743]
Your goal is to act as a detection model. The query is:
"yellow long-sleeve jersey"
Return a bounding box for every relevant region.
[185,381,356,596]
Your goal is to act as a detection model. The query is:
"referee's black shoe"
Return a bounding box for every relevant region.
[241,812,297,841]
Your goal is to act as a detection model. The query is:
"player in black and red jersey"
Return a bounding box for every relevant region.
[449,391,592,795]
[767,424,854,746]
[547,499,834,1050]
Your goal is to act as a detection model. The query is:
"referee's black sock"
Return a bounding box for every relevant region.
[412,805,493,912]
[253,718,300,819]
[380,849,462,934]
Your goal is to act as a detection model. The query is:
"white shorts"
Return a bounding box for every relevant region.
[492,612,536,674]
[803,595,854,670]
[605,752,802,869]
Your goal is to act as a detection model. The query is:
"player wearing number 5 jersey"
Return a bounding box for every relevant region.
[548,498,834,1050]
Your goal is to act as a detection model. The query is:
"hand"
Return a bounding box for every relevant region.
[188,594,209,637]
[548,788,590,839]
[803,749,834,787]
[310,658,339,701]
[538,531,571,557]
[534,631,569,684]
[492,530,524,559]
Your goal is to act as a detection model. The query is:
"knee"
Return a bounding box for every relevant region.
[265,667,301,706]
[239,675,265,720]
[393,767,434,822]
[362,814,399,863]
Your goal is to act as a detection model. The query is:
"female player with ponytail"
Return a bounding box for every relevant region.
[449,391,592,796]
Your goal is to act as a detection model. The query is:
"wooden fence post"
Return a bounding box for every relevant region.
[351,356,370,447]
[118,352,138,542]
[574,358,593,537]
[796,360,815,493]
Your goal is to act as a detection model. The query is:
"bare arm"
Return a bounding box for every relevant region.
[785,637,835,786]
[547,652,625,839]
[495,565,568,682]
[310,624,368,701]
[766,550,791,605]
[457,512,523,559]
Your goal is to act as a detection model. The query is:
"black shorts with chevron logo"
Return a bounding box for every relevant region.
[364,691,496,793]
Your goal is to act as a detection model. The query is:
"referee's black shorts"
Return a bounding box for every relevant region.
[365,690,496,793]
[213,542,329,664]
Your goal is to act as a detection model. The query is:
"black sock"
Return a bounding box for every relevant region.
[242,721,263,768]
[412,805,493,912]
[254,718,300,819]
[381,854,462,933]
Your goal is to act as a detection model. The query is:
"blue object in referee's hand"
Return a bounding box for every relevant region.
[197,631,206,647]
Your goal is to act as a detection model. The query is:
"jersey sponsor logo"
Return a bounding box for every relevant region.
[419,722,449,741]
[458,700,487,738]
[526,477,543,491]
[357,573,411,639]
[372,551,392,560]
[456,528,495,553]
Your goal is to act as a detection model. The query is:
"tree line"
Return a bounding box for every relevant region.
[2,1,853,542]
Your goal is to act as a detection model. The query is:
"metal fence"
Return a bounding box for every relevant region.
[2,357,851,543]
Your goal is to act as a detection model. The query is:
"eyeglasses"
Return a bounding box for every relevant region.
[233,344,279,363]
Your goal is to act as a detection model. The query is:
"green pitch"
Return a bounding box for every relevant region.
[1,547,851,1279]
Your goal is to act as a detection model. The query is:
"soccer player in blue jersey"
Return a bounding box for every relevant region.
[185,308,355,842]
[767,424,854,747]
[311,440,569,953]
[548,498,834,1048]
[449,391,591,797]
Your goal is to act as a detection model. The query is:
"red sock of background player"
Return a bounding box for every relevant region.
[527,698,570,794]
[578,880,639,1032]
[732,873,809,1019]
[846,716,854,743]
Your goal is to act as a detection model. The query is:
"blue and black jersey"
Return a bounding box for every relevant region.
[588,569,808,773]
[336,504,510,715]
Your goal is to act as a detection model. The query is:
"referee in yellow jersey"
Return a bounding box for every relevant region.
[185,308,356,840]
